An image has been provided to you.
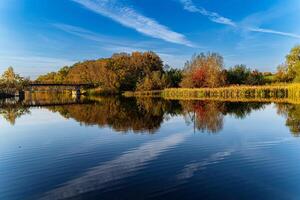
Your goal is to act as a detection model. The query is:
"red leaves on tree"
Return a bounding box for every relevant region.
[192,68,207,87]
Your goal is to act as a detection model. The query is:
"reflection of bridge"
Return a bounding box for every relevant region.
[25,83,95,96]
[0,99,92,108]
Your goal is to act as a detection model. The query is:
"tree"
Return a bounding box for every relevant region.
[225,65,266,85]
[274,45,300,83]
[226,64,251,85]
[180,52,226,88]
[136,71,168,91]
[0,67,29,93]
[36,51,165,92]
[286,45,300,82]
[246,70,265,85]
[164,66,183,88]
[274,64,293,82]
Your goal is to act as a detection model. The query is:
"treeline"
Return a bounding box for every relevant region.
[180,45,300,88]
[36,52,182,93]
[36,45,300,92]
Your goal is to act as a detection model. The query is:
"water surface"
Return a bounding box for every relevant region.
[1,96,300,200]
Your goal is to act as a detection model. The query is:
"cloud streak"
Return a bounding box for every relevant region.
[179,0,300,39]
[71,0,194,47]
[40,133,187,200]
[176,150,234,180]
[179,0,236,26]
[248,27,300,39]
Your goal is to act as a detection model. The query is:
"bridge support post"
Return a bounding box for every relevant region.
[72,88,81,98]
[15,90,25,101]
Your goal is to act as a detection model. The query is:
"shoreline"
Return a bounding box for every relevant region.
[123,84,300,103]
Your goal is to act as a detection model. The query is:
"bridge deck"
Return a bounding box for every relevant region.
[29,83,94,87]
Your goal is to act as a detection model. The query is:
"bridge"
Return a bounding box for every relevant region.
[1,83,96,99]
[28,83,94,87]
[23,83,95,96]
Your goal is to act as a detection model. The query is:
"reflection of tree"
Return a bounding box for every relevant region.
[47,97,182,133]
[223,102,266,119]
[180,100,267,133]
[276,104,300,137]
[0,104,30,125]
[181,101,225,133]
[0,95,270,135]
[24,91,79,104]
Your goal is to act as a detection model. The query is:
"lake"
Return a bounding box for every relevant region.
[1,96,300,200]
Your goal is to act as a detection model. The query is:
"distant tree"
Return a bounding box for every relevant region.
[180,52,226,88]
[246,70,265,85]
[225,65,266,85]
[274,64,294,82]
[226,64,251,85]
[164,66,183,88]
[263,72,273,76]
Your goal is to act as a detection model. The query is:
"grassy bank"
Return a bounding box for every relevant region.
[123,84,300,103]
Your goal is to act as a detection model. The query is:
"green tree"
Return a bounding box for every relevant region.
[163,65,183,88]
[226,64,251,85]
[286,45,300,82]
[226,65,266,85]
[275,45,300,83]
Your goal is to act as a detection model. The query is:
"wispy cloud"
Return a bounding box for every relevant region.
[53,23,193,67]
[71,0,194,47]
[179,0,300,39]
[54,23,160,48]
[53,23,109,43]
[248,27,300,39]
[179,0,236,26]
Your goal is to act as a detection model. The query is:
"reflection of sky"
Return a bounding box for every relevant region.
[40,134,188,200]
[0,108,66,128]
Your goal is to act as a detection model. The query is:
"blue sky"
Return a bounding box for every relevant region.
[0,0,299,78]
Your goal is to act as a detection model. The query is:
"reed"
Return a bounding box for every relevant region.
[124,84,300,104]
[123,90,162,97]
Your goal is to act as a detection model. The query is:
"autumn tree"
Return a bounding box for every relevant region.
[136,71,168,91]
[180,52,226,88]
[0,67,29,93]
[36,51,165,92]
